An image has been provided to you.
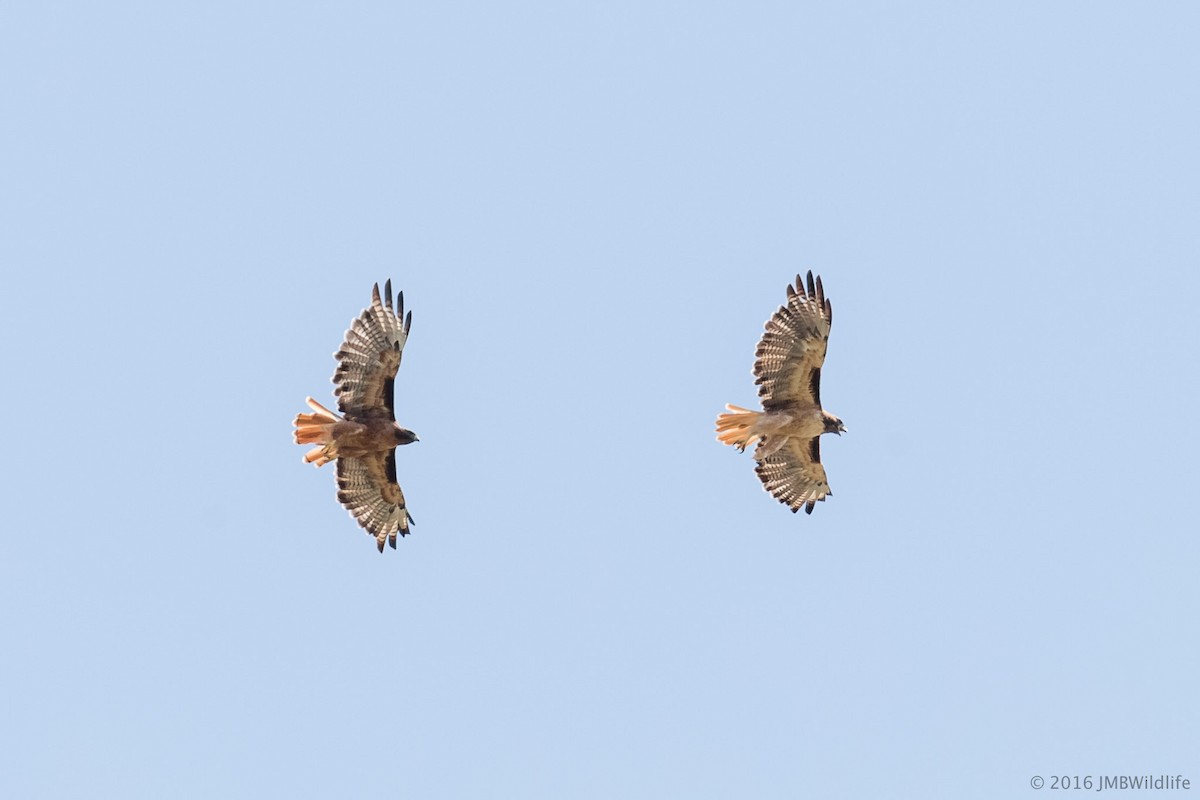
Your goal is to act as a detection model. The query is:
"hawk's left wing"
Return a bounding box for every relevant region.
[754,271,832,411]
[754,436,831,514]
[336,451,414,551]
[333,281,412,419]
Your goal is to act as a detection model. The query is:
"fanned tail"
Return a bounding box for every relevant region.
[294,397,343,467]
[715,404,763,452]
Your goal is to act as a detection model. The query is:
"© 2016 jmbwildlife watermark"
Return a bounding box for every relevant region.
[1030,774,1191,792]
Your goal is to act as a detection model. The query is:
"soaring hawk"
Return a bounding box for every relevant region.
[716,272,846,513]
[293,281,418,551]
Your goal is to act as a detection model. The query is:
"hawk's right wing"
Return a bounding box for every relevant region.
[754,435,831,514]
[336,451,414,552]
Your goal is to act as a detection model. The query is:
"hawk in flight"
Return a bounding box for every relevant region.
[293,281,418,551]
[716,272,846,514]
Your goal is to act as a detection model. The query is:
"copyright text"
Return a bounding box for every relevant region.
[1031,775,1191,792]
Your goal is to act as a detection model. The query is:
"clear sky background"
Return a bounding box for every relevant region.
[3,2,1198,798]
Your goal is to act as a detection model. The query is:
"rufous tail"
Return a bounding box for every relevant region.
[715,404,762,452]
[294,397,343,467]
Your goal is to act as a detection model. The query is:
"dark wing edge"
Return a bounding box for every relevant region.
[332,281,412,418]
[753,271,833,411]
[754,436,832,515]
[380,280,413,416]
[336,451,414,552]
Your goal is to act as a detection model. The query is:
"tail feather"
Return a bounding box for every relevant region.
[303,446,334,466]
[715,404,762,451]
[294,396,343,466]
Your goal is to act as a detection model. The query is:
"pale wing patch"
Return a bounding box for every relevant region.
[336,453,413,551]
[753,271,832,410]
[754,436,831,515]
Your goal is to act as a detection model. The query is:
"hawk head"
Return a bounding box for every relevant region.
[394,426,419,445]
[823,413,846,436]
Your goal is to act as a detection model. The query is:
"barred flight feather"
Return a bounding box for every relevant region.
[333,279,411,417]
[337,455,412,551]
[753,271,832,411]
[754,437,831,514]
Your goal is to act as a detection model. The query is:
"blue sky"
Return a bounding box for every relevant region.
[3,2,1198,797]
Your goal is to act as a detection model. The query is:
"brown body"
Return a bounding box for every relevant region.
[718,405,833,451]
[295,404,415,464]
[716,272,845,514]
[328,418,405,460]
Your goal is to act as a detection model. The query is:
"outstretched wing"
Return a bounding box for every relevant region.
[336,451,414,552]
[333,280,412,419]
[754,271,832,411]
[754,436,831,514]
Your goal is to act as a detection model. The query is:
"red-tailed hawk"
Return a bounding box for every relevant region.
[716,272,846,514]
[293,281,418,552]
